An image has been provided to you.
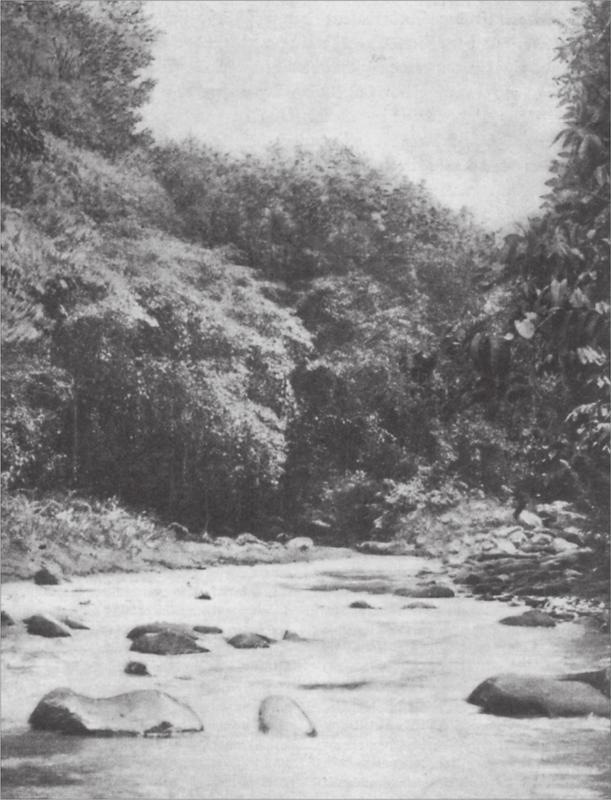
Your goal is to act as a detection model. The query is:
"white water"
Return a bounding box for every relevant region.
[1,555,609,799]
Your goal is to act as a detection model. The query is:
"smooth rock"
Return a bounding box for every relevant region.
[226,633,274,649]
[130,631,209,655]
[499,609,556,628]
[24,614,71,638]
[258,695,317,737]
[349,601,374,609]
[467,673,609,717]
[286,537,314,551]
[494,540,518,556]
[34,567,60,586]
[517,510,544,529]
[127,623,197,641]
[193,625,223,635]
[29,687,203,735]
[551,537,579,554]
[196,592,212,600]
[125,661,150,676]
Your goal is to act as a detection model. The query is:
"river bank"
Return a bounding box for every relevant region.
[2,491,608,631]
[0,492,353,583]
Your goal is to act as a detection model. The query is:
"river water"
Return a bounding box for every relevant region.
[1,555,609,799]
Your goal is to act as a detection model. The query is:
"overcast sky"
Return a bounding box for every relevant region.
[141,0,573,231]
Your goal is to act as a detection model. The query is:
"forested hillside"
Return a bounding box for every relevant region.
[2,0,609,547]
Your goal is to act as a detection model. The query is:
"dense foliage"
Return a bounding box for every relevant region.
[464,0,610,516]
[1,0,608,542]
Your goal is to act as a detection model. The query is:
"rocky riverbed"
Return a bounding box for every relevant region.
[1,556,609,799]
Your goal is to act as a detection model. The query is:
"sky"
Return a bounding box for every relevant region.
[141,0,574,231]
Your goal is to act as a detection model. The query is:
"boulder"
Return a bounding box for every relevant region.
[499,609,556,627]
[1,610,15,626]
[236,533,265,546]
[551,537,579,554]
[286,537,314,551]
[394,584,455,599]
[561,667,610,697]
[258,695,317,737]
[130,631,209,655]
[126,623,197,641]
[29,687,203,736]
[226,633,274,649]
[356,540,412,556]
[34,567,60,586]
[60,617,90,630]
[517,510,544,529]
[402,602,437,609]
[214,536,235,548]
[192,625,223,635]
[467,673,609,717]
[125,661,150,676]
[24,614,71,638]
[349,601,374,609]
[196,592,212,600]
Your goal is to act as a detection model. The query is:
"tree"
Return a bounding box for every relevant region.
[1,0,157,157]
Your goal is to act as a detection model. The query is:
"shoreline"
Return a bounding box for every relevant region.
[1,491,608,630]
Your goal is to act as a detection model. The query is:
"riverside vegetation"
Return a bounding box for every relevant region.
[1,0,609,687]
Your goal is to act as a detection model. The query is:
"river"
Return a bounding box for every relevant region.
[1,555,609,799]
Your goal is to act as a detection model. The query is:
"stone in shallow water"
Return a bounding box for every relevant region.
[467,673,609,717]
[127,623,197,641]
[402,602,437,609]
[130,631,209,655]
[24,615,71,638]
[258,695,316,737]
[125,661,150,676]
[193,625,223,635]
[499,609,556,628]
[34,567,60,586]
[349,601,375,609]
[29,687,203,735]
[196,592,212,600]
[226,633,274,649]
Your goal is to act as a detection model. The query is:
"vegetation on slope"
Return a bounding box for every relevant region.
[1,0,609,558]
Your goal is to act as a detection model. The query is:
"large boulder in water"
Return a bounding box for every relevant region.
[126,623,197,641]
[29,687,203,736]
[467,673,609,717]
[499,609,556,628]
[258,695,317,737]
[130,631,208,655]
[34,567,61,586]
[24,614,71,638]
[226,633,275,649]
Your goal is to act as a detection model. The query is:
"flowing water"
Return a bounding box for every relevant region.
[1,555,609,799]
